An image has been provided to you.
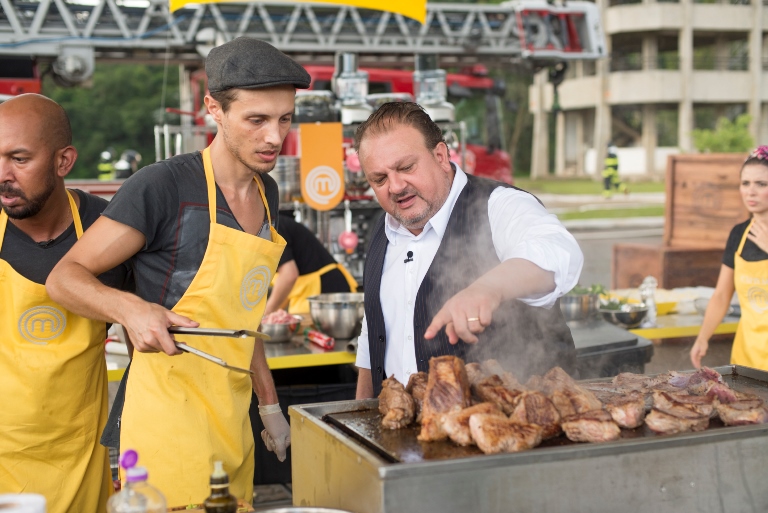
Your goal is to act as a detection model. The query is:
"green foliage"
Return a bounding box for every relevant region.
[692,114,754,154]
[43,63,179,178]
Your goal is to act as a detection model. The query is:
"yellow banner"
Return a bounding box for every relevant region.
[170,0,426,23]
[299,122,345,212]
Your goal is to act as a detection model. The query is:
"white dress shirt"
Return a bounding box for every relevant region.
[355,167,584,386]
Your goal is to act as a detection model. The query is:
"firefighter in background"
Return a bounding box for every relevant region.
[97,150,116,181]
[114,150,142,179]
[602,144,627,198]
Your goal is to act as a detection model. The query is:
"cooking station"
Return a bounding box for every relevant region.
[289,365,768,513]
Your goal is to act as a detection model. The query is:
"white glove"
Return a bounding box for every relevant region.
[259,404,290,462]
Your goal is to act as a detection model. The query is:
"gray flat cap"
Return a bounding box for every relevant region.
[206,37,311,93]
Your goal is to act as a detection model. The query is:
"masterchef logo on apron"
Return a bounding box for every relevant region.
[241,265,271,310]
[18,306,67,345]
[747,287,768,314]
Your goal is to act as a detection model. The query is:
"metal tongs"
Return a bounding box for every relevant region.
[168,327,272,375]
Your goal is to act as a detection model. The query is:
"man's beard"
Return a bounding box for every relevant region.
[222,129,280,175]
[0,172,57,220]
[390,188,439,231]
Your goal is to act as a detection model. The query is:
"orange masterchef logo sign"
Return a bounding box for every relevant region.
[300,122,345,211]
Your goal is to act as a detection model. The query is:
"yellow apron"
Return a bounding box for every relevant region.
[0,191,112,513]
[281,262,358,314]
[730,219,768,370]
[120,147,286,507]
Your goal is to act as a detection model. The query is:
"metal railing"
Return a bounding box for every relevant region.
[609,54,680,72]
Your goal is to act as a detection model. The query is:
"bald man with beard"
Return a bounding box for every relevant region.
[0,94,130,513]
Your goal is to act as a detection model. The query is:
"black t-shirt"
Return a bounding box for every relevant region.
[0,188,130,288]
[277,214,351,292]
[722,219,768,268]
[102,151,280,310]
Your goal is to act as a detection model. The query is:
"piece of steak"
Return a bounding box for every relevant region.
[561,409,621,443]
[716,398,768,426]
[378,377,415,429]
[465,363,488,388]
[602,391,646,429]
[469,413,544,454]
[669,367,725,395]
[406,371,428,423]
[481,359,523,389]
[645,408,709,434]
[508,391,562,439]
[612,372,672,391]
[652,390,716,419]
[442,402,504,446]
[418,356,471,442]
[550,385,603,419]
[474,375,526,415]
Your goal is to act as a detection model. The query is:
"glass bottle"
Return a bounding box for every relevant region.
[639,276,658,328]
[203,461,238,513]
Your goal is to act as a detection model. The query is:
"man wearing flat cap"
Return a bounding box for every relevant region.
[47,37,310,506]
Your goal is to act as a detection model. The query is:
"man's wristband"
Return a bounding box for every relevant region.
[259,403,282,416]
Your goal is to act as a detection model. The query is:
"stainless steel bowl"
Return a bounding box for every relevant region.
[260,315,303,343]
[256,508,353,513]
[307,293,365,340]
[559,294,599,322]
[598,304,648,329]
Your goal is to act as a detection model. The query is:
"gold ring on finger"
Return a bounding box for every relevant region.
[467,317,480,322]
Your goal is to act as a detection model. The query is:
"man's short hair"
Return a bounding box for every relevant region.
[353,102,445,153]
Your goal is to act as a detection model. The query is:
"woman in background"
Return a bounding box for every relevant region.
[691,146,768,370]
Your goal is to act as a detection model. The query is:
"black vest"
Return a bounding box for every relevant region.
[364,174,577,395]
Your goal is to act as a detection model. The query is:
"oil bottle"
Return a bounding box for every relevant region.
[203,461,238,513]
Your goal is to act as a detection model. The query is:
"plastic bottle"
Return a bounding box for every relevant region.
[203,461,238,513]
[639,276,658,328]
[107,450,167,513]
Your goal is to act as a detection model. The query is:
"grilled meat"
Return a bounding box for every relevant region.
[378,377,415,429]
[561,410,620,443]
[465,363,488,387]
[652,390,716,419]
[406,372,429,423]
[612,372,672,391]
[645,409,709,434]
[474,375,526,414]
[481,359,522,389]
[550,385,603,418]
[602,391,646,429]
[442,402,504,446]
[716,398,768,426]
[469,413,543,454]
[508,391,562,439]
[418,356,471,441]
[669,367,725,395]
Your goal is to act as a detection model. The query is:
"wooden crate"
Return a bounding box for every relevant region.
[664,154,750,248]
[612,243,724,289]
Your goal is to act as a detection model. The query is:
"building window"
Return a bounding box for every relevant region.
[657,106,678,147]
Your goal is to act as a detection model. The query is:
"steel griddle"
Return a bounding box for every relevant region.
[322,365,768,464]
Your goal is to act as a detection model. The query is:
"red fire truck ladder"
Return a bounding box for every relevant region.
[0,1,605,83]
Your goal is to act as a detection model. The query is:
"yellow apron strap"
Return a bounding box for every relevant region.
[334,263,359,292]
[315,263,358,291]
[0,190,83,245]
[202,146,271,226]
[202,147,218,223]
[0,209,7,248]
[66,190,84,238]
[736,219,753,255]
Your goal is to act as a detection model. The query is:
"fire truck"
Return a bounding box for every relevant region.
[0,57,41,101]
[304,64,511,183]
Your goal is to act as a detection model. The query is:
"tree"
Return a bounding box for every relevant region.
[43,63,179,178]
[692,114,754,154]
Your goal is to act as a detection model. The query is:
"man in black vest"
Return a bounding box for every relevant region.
[353,102,584,398]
